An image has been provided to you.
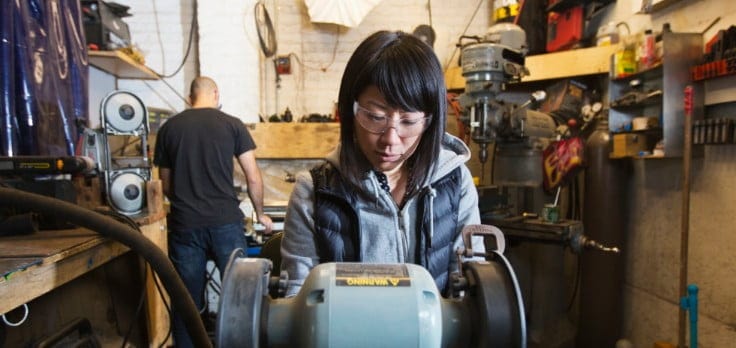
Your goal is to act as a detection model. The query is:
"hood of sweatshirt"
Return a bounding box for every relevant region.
[323,132,472,195]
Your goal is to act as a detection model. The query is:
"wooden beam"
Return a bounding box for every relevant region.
[445,45,616,91]
[248,123,340,159]
[89,50,159,80]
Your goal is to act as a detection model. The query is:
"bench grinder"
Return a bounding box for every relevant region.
[216,225,527,348]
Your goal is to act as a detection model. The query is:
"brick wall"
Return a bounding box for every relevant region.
[113,0,197,114]
[108,0,492,122]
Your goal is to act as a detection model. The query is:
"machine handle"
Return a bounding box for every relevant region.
[570,233,621,254]
[459,224,506,258]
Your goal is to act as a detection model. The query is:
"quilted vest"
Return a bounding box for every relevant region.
[310,163,462,293]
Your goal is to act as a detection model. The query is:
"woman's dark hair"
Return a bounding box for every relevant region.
[337,30,447,188]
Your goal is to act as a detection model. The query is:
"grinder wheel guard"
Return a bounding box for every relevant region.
[216,232,526,347]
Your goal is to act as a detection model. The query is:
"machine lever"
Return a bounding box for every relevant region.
[516,90,546,111]
[584,239,620,253]
[570,234,621,254]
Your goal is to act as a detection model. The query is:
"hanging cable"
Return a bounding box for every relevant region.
[143,80,186,112]
[443,0,485,70]
[0,187,212,348]
[428,0,433,28]
[2,304,29,327]
[150,1,198,79]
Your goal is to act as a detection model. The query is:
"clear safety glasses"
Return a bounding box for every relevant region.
[353,101,431,137]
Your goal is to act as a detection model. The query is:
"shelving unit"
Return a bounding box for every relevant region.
[608,32,703,158]
[88,50,158,80]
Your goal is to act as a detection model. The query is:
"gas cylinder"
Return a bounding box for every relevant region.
[577,114,631,347]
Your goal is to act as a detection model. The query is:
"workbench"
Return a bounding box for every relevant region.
[0,206,170,347]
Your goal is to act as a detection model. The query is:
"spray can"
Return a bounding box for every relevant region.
[639,29,656,70]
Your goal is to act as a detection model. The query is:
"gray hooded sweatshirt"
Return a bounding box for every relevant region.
[280,133,486,297]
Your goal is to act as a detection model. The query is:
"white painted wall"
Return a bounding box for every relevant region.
[108,0,198,115]
[107,0,492,123]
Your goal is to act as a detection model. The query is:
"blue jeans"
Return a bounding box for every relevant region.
[168,221,246,348]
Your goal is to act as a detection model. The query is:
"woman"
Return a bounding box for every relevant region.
[280,30,484,297]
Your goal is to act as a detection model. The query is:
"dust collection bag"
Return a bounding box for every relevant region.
[1,0,88,157]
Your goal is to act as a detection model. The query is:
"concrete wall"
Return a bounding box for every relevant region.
[598,1,736,347]
[107,0,736,347]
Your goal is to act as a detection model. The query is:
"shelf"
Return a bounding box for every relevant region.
[608,32,703,159]
[610,91,663,110]
[444,45,616,91]
[611,64,663,82]
[547,0,614,13]
[614,128,663,135]
[704,74,736,106]
[88,50,159,80]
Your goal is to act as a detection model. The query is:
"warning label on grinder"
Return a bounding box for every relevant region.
[335,263,411,287]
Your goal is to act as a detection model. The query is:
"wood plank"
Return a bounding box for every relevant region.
[0,237,128,315]
[139,220,171,348]
[88,50,159,80]
[0,258,42,279]
[247,123,340,159]
[522,45,616,82]
[0,229,101,258]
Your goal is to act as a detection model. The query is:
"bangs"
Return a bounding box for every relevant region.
[368,45,440,114]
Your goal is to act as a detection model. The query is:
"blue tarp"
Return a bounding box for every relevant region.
[1,0,88,157]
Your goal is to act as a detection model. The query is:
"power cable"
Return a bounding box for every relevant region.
[152,0,167,75]
[150,263,172,348]
[0,188,213,347]
[149,1,198,79]
[427,0,433,28]
[288,24,340,72]
[121,265,149,348]
[443,0,485,70]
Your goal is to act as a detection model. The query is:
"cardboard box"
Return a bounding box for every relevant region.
[611,133,652,158]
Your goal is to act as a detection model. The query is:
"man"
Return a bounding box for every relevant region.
[153,76,273,347]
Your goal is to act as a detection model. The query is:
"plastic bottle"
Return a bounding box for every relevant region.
[596,22,620,46]
[614,35,637,78]
[654,23,671,66]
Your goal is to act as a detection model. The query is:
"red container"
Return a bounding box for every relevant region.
[546,5,584,52]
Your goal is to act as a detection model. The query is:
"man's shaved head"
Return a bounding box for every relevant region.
[189,76,219,107]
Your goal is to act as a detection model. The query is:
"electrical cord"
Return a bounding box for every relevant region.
[566,253,582,312]
[287,24,340,73]
[443,0,485,70]
[94,208,140,233]
[1,304,29,327]
[150,1,197,79]
[121,265,148,348]
[141,80,189,111]
[0,187,212,348]
[427,0,433,28]
[150,263,173,348]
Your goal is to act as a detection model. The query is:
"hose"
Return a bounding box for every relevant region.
[0,187,211,348]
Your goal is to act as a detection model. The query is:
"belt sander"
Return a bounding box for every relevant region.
[216,225,527,348]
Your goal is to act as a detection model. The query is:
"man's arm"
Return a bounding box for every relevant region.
[237,150,273,234]
[159,167,172,197]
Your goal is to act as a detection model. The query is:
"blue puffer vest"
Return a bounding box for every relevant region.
[310,163,463,294]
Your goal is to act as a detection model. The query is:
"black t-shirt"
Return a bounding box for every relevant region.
[153,108,256,229]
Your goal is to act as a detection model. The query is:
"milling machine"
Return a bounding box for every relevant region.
[455,22,617,253]
[455,23,620,347]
